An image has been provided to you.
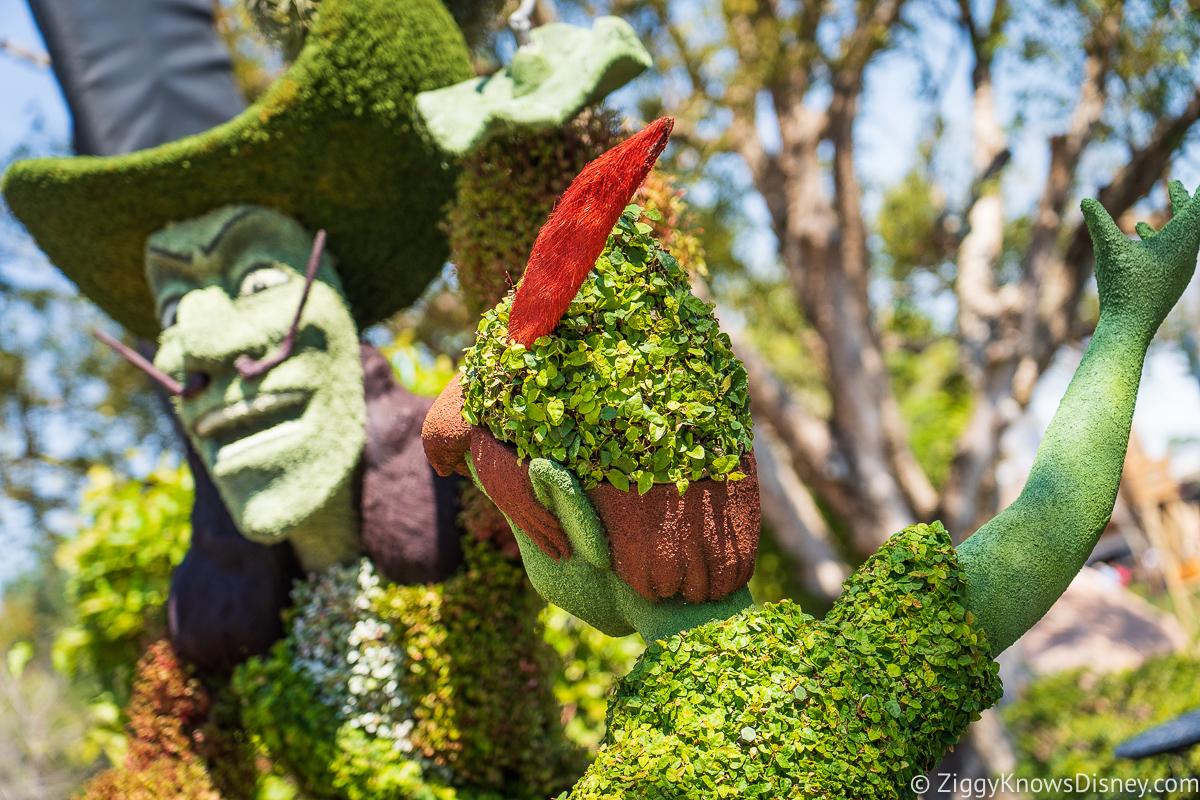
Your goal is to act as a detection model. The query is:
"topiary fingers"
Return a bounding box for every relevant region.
[1153,181,1200,254]
[1081,184,1200,333]
[1169,179,1192,216]
[1080,197,1128,260]
[527,458,612,570]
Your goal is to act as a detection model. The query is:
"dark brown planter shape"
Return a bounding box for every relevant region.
[423,375,761,603]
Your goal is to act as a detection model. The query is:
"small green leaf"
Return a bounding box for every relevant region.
[546,397,565,425]
[606,469,630,492]
[614,454,638,474]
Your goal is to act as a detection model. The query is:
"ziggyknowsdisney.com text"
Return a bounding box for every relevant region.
[910,772,1200,797]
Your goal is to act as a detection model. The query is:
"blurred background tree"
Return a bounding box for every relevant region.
[0,3,276,791]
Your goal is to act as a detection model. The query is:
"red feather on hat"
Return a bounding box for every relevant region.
[506,117,674,347]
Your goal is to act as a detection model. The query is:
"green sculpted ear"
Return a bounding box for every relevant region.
[527,458,611,570]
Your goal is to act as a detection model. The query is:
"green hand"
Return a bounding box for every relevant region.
[470,453,754,642]
[1083,180,1200,338]
[527,459,613,571]
[959,183,1200,654]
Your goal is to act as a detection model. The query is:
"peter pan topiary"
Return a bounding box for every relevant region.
[461,204,752,494]
[565,523,1002,799]
[234,537,585,799]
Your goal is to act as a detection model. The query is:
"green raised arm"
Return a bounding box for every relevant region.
[958,181,1200,653]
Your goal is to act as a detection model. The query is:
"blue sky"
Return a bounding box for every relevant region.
[1,2,68,157]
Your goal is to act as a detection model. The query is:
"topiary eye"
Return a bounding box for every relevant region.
[238,266,291,297]
[159,296,180,329]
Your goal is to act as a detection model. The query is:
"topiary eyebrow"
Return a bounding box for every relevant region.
[146,206,260,268]
[147,245,193,264]
[199,207,256,255]
[145,208,278,293]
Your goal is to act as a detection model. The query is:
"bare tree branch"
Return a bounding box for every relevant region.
[754,421,850,602]
[944,1,1122,540]
[941,0,1015,539]
[0,40,50,68]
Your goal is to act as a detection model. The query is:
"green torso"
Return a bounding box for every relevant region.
[569,523,1002,799]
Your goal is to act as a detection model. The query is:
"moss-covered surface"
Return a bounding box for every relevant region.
[445,111,621,319]
[1006,653,1200,799]
[234,538,586,799]
[461,205,752,495]
[1,0,473,339]
[566,522,1002,799]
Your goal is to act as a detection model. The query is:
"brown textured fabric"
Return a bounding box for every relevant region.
[360,343,464,585]
[469,428,573,561]
[587,453,760,603]
[423,372,472,478]
[458,425,760,603]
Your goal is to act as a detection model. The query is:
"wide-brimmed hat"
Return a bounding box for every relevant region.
[1,0,473,340]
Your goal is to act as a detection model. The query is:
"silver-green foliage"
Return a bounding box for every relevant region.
[462,206,753,495]
[289,558,417,752]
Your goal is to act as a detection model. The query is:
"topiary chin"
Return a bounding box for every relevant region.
[460,204,753,495]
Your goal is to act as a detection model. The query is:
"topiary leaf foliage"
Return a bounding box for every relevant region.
[462,205,753,495]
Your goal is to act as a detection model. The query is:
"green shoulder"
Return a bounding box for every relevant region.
[566,522,1001,799]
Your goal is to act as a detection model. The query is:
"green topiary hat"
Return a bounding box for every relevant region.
[0,0,473,340]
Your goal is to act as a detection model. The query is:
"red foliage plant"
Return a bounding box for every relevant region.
[81,641,256,800]
[506,117,674,347]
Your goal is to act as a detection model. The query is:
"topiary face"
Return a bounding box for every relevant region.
[149,206,366,570]
[461,205,753,495]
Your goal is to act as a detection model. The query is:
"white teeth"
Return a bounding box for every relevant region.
[194,391,308,438]
[216,419,306,465]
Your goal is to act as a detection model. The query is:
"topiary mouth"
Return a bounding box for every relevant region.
[461,204,753,495]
